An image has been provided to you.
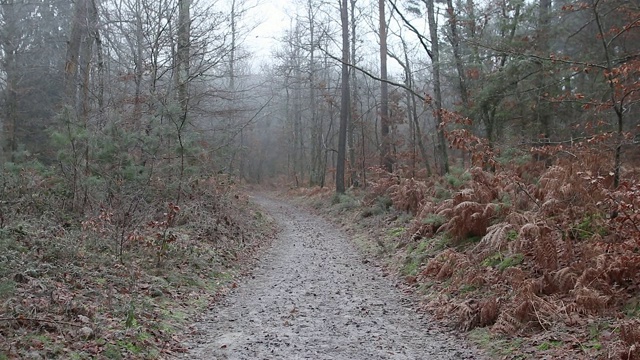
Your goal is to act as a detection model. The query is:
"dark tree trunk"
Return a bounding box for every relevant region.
[379,0,393,173]
[336,0,350,194]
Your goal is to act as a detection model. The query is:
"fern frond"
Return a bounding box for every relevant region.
[479,297,500,327]
[554,267,577,294]
[572,286,609,314]
[492,312,520,334]
[473,222,513,259]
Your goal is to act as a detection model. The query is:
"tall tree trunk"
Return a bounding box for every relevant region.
[93,0,105,128]
[308,2,322,187]
[400,37,432,175]
[379,0,393,173]
[293,23,305,185]
[133,0,144,128]
[336,0,350,194]
[446,0,468,106]
[175,0,190,204]
[1,0,18,161]
[78,0,98,208]
[64,0,89,107]
[62,0,90,210]
[536,0,552,138]
[349,0,358,185]
[426,0,449,174]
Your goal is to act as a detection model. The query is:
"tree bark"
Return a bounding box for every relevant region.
[1,0,18,160]
[175,0,190,204]
[336,0,350,194]
[348,0,358,186]
[64,0,88,106]
[426,0,449,174]
[379,0,393,173]
[446,0,468,106]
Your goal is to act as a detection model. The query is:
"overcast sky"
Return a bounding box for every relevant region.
[241,0,413,75]
[244,0,292,66]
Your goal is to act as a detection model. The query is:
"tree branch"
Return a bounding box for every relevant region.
[317,44,428,104]
[388,0,434,59]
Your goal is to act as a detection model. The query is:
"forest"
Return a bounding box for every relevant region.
[0,0,639,358]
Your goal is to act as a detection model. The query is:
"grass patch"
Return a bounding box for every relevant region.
[422,214,446,227]
[537,340,562,351]
[401,238,437,276]
[481,252,524,271]
[444,167,472,189]
[459,284,478,294]
[0,280,16,298]
[497,253,524,271]
[387,227,406,238]
[623,297,640,318]
[573,214,609,240]
[469,328,525,358]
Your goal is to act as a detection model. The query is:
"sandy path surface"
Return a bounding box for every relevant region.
[179,194,484,359]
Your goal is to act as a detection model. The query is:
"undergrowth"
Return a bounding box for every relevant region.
[295,141,640,359]
[0,170,277,359]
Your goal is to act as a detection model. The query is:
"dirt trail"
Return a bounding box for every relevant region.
[179,194,484,359]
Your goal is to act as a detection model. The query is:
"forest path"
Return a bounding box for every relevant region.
[179,194,483,359]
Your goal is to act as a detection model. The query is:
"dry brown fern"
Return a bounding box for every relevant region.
[605,254,640,287]
[620,320,640,360]
[553,267,577,294]
[422,249,469,281]
[571,286,610,315]
[503,266,526,288]
[407,201,439,239]
[437,201,496,242]
[473,222,514,260]
[533,228,558,271]
[468,167,499,203]
[389,177,429,214]
[479,296,500,327]
[455,299,480,331]
[492,311,520,334]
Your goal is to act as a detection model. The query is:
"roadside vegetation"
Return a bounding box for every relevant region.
[0,169,276,359]
[294,142,640,359]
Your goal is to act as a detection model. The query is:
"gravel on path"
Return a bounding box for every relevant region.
[179,194,484,360]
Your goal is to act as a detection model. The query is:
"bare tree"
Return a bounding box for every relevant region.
[379,0,393,173]
[336,0,350,193]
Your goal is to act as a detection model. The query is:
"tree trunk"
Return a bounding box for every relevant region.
[379,0,393,173]
[537,0,552,138]
[446,0,468,106]
[348,0,358,186]
[1,0,18,161]
[401,37,432,175]
[426,0,449,174]
[175,0,190,204]
[64,0,88,106]
[308,2,323,187]
[336,0,350,194]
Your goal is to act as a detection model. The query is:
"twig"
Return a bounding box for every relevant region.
[531,300,548,332]
[515,181,541,209]
[0,317,84,328]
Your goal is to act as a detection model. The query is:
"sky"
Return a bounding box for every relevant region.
[244,0,292,66]
[241,0,413,75]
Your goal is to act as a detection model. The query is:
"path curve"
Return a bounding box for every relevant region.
[179,194,484,359]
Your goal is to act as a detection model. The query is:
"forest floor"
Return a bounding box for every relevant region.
[179,193,484,359]
[0,186,278,359]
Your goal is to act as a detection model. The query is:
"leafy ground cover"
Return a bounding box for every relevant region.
[0,179,277,359]
[292,148,640,359]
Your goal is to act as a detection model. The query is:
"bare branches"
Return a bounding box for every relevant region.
[317,44,428,103]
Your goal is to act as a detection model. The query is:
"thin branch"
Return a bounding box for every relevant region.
[317,44,427,103]
[468,40,610,70]
[388,0,434,59]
